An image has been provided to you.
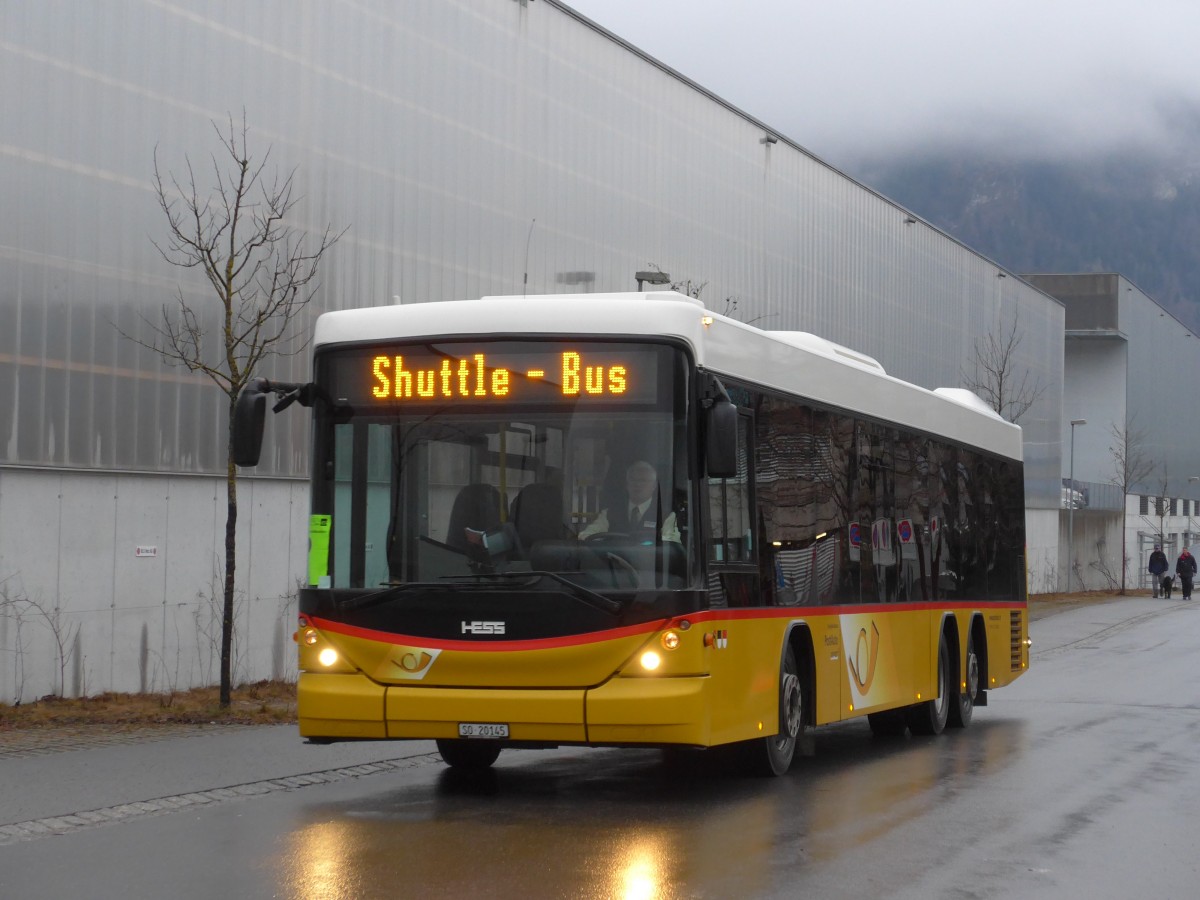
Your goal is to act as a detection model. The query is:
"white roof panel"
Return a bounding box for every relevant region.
[312,292,1022,460]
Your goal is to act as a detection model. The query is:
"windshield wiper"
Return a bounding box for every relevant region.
[483,571,623,616]
[337,583,425,612]
[338,572,623,617]
[338,579,489,612]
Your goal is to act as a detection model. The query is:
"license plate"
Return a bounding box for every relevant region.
[458,722,509,739]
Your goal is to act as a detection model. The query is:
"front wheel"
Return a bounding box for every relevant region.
[436,739,502,770]
[743,645,803,776]
[906,632,950,736]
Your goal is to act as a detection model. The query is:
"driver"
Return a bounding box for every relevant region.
[579,459,680,543]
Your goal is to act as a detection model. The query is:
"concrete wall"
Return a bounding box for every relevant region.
[1026,508,1060,595]
[1059,510,1123,592]
[0,469,306,703]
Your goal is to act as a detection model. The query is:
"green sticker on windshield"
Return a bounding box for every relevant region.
[308,515,331,586]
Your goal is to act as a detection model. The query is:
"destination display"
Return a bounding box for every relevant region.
[322,341,667,406]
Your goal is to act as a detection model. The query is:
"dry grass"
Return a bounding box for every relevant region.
[0,679,296,731]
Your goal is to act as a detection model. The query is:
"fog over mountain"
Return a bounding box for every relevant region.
[843,116,1200,333]
[562,2,1200,333]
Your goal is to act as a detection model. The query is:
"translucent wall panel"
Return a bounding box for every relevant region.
[0,0,1060,508]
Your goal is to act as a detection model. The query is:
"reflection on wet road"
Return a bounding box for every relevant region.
[280,715,1030,899]
[5,598,1200,899]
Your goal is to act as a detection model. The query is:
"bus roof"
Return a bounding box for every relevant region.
[312,292,1022,461]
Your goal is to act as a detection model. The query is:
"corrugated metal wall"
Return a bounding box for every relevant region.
[0,0,1063,699]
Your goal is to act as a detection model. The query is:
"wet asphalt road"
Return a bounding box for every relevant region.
[2,595,1198,899]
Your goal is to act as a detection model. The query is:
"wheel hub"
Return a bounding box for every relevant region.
[780,672,802,739]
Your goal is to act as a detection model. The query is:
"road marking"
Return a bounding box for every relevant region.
[0,752,441,845]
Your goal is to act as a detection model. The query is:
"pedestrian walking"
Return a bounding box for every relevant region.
[1149,543,1169,597]
[1176,547,1197,601]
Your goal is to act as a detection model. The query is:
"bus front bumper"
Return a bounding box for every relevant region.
[297,671,713,746]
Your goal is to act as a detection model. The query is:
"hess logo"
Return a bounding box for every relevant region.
[462,620,506,635]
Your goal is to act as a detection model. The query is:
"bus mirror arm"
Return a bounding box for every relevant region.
[234,379,345,468]
[699,373,738,478]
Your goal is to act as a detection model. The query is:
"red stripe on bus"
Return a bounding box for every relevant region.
[307,598,1023,652]
[309,615,670,651]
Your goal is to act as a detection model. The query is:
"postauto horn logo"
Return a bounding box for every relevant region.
[393,647,441,679]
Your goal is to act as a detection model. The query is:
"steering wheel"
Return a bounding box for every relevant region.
[603,551,640,589]
[583,532,629,545]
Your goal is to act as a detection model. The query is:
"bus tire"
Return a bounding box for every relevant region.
[949,630,977,728]
[744,644,802,776]
[906,632,950,736]
[436,738,502,770]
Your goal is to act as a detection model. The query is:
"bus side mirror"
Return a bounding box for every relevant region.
[233,378,270,467]
[705,399,738,478]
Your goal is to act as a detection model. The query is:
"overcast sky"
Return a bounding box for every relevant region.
[563,0,1200,165]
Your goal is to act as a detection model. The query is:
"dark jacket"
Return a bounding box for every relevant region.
[1149,549,1169,575]
[1176,552,1197,579]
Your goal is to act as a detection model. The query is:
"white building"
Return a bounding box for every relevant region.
[2,1,1074,701]
[1027,273,1200,592]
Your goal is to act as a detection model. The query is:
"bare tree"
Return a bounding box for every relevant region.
[717,295,775,327]
[1109,416,1154,595]
[135,114,343,706]
[644,262,707,300]
[646,264,775,326]
[1149,467,1170,549]
[962,312,1045,424]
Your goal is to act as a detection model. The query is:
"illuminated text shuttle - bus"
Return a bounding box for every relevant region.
[235,291,1028,775]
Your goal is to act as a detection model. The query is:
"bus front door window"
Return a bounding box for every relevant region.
[707,413,760,607]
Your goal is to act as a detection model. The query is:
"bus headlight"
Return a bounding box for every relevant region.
[640,651,662,671]
[318,648,340,667]
[660,630,680,651]
[303,628,319,646]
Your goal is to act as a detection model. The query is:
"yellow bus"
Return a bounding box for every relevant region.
[235,291,1028,776]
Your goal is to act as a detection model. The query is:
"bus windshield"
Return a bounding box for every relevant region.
[312,339,694,594]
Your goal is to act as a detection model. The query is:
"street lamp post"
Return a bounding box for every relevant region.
[635,270,671,292]
[1067,419,1087,592]
[1188,476,1200,547]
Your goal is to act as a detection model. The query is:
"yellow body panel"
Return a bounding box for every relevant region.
[586,675,711,745]
[319,624,663,687]
[298,602,1028,746]
[297,672,388,739]
[386,686,586,742]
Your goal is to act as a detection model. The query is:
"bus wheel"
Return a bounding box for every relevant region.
[745,645,802,776]
[906,633,950,736]
[436,739,502,770]
[949,631,978,728]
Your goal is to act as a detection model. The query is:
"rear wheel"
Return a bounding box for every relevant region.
[906,632,950,736]
[949,631,978,728]
[436,739,502,770]
[744,645,803,776]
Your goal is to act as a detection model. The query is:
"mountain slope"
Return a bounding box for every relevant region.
[851,153,1200,331]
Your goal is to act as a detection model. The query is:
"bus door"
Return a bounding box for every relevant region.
[706,411,757,607]
[705,411,777,742]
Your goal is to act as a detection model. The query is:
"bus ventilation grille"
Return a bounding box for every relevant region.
[1009,610,1023,670]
